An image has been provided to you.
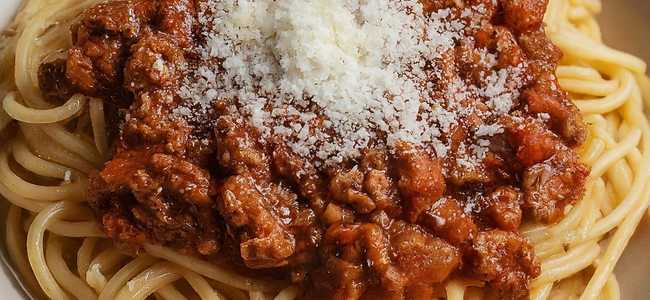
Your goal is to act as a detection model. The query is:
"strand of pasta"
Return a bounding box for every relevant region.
[26,201,70,300]
[88,97,108,157]
[144,244,282,293]
[212,280,251,300]
[41,219,104,238]
[445,280,465,300]
[39,123,103,166]
[177,266,225,300]
[532,241,601,288]
[97,255,157,300]
[0,149,86,202]
[155,285,189,300]
[0,180,47,212]
[113,261,182,300]
[573,70,635,114]
[0,100,13,132]
[20,123,96,173]
[22,214,104,238]
[602,276,620,300]
[558,77,618,97]
[77,237,99,282]
[530,283,553,300]
[12,139,69,179]
[556,65,604,81]
[605,160,634,200]
[44,235,97,300]
[273,285,300,300]
[2,92,87,124]
[86,248,129,293]
[5,205,47,300]
[550,25,646,74]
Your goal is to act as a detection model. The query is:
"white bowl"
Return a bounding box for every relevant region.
[0,0,20,29]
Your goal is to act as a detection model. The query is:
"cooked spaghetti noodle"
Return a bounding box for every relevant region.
[0,0,649,299]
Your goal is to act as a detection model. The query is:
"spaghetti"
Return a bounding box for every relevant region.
[0,0,648,299]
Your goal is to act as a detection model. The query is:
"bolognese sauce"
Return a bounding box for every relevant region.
[38,0,589,299]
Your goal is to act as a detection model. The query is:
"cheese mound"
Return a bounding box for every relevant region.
[178,0,525,167]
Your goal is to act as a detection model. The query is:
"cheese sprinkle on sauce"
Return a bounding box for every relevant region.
[177,0,525,168]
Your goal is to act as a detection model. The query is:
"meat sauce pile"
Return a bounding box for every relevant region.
[38,0,589,299]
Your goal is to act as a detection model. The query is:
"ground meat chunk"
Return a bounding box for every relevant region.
[88,150,221,255]
[38,59,75,104]
[328,168,376,214]
[522,151,589,223]
[73,0,156,42]
[314,221,459,299]
[158,0,196,48]
[334,224,401,290]
[121,90,192,154]
[363,169,399,214]
[455,40,493,86]
[484,186,523,231]
[67,0,157,96]
[420,0,458,13]
[393,142,446,222]
[272,144,328,215]
[524,75,587,146]
[214,116,269,176]
[443,118,504,186]
[518,28,563,75]
[359,150,400,215]
[217,175,317,268]
[388,222,461,298]
[463,0,497,22]
[149,153,212,206]
[501,0,548,33]
[66,0,194,98]
[67,39,126,96]
[321,203,355,226]
[493,26,524,68]
[124,32,185,93]
[470,230,540,300]
[309,255,367,299]
[99,209,148,247]
[419,197,477,246]
[309,223,387,299]
[503,116,563,167]
[446,146,492,187]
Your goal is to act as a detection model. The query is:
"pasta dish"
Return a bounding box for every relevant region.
[0,0,649,299]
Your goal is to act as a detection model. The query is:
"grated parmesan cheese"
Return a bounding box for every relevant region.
[175,0,526,168]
